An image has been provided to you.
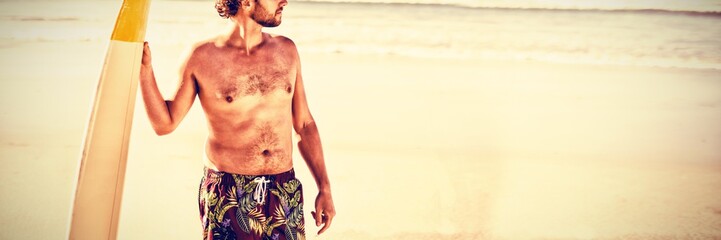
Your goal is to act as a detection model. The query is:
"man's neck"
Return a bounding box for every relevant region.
[227,20,264,54]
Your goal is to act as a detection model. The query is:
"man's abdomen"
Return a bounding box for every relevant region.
[204,120,294,175]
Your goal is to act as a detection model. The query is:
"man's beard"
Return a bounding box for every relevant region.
[250,1,281,27]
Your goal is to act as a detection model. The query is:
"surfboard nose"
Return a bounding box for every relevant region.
[111,0,151,42]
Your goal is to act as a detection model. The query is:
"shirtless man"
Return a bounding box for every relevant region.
[139,0,335,238]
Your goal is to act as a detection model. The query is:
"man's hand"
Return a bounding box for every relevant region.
[311,191,335,235]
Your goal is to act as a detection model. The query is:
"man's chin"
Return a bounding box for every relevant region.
[261,23,280,28]
[272,16,283,26]
[261,21,281,28]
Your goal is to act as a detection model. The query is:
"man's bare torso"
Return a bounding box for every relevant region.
[188,33,298,175]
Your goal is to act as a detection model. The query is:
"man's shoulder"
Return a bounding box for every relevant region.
[183,37,225,62]
[179,37,222,71]
[190,37,222,54]
[266,33,297,49]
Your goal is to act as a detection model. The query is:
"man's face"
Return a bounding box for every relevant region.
[250,0,287,27]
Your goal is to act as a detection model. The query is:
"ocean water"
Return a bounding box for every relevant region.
[1,0,720,69]
[280,1,721,69]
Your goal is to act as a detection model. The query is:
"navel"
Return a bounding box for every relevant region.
[262,149,271,156]
[225,96,233,103]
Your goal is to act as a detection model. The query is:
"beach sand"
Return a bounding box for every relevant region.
[1,39,720,239]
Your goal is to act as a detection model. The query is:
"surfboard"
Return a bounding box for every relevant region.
[68,0,150,239]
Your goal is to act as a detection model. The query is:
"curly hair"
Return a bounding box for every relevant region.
[215,0,240,18]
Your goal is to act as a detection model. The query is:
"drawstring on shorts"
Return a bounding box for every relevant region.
[253,176,271,205]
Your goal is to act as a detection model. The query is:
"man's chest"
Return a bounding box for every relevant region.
[195,57,297,103]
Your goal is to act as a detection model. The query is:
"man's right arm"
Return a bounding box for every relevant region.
[139,42,198,136]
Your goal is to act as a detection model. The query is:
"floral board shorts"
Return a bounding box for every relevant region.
[198,167,305,240]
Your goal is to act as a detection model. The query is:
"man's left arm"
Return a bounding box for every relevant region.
[291,48,336,235]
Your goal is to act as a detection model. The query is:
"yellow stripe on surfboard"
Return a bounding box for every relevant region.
[68,0,150,239]
[111,0,151,42]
